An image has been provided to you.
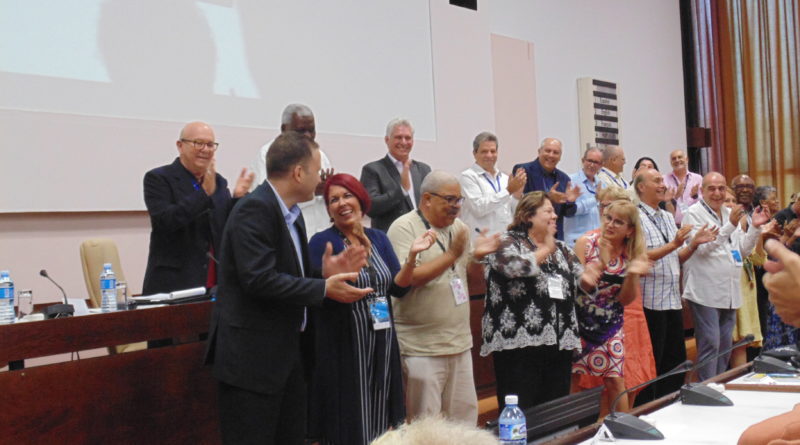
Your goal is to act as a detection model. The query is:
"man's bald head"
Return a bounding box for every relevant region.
[602,145,626,174]
[702,172,728,211]
[176,121,216,177]
[731,174,755,207]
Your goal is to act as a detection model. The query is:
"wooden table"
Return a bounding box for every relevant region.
[0,302,219,444]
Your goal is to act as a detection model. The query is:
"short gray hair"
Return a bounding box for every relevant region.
[420,170,459,195]
[754,185,777,204]
[385,118,414,138]
[472,131,498,153]
[281,104,314,126]
[583,146,602,159]
[602,145,622,162]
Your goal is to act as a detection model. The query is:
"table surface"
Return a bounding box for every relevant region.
[578,389,799,444]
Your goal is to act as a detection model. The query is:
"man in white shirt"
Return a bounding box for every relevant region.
[254,104,333,236]
[459,132,526,237]
[563,147,603,247]
[681,172,768,381]
[595,145,629,190]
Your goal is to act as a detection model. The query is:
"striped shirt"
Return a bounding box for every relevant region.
[638,202,682,310]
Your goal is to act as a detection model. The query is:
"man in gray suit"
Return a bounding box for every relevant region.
[361,118,432,232]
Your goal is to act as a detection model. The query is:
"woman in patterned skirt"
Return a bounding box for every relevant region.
[308,173,436,445]
[571,200,650,415]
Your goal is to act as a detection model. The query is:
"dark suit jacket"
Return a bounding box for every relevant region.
[206,181,326,395]
[360,155,431,232]
[512,158,577,241]
[142,158,232,295]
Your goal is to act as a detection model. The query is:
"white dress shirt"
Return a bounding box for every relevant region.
[681,200,761,309]
[255,144,333,236]
[459,164,517,237]
[386,152,416,210]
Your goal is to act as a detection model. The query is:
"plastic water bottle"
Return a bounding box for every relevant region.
[0,270,15,324]
[498,394,527,445]
[100,263,117,312]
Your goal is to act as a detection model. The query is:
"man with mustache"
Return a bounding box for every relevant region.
[387,170,499,424]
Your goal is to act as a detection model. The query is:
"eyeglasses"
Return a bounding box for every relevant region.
[181,139,219,150]
[429,192,465,206]
[583,158,602,166]
[603,214,629,228]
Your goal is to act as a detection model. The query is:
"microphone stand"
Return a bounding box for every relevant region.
[40,269,74,319]
[603,360,694,440]
[680,334,755,406]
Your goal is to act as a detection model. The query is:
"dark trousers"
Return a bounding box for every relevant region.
[637,308,687,404]
[217,358,307,445]
[492,344,573,411]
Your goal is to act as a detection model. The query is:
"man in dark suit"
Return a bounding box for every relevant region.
[361,118,431,232]
[142,121,253,295]
[512,137,580,240]
[206,132,372,445]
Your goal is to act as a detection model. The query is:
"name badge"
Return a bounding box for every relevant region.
[731,249,743,267]
[548,275,565,300]
[451,276,469,306]
[369,296,391,330]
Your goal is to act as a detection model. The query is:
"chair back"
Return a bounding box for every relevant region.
[80,238,126,308]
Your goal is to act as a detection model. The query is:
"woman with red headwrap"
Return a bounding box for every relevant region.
[307,173,436,445]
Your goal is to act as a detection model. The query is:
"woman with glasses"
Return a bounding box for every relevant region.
[571,198,651,415]
[480,191,602,411]
[307,173,436,445]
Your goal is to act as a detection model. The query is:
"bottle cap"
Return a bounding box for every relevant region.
[103,263,112,269]
[505,394,518,405]
[0,270,8,277]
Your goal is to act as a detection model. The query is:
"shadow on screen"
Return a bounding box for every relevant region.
[486,386,603,443]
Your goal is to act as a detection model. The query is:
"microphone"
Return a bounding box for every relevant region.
[39,269,75,319]
[680,334,756,406]
[603,359,694,440]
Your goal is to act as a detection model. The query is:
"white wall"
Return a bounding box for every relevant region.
[490,0,687,176]
[0,0,687,305]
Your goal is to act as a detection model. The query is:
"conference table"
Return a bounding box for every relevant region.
[0,301,219,444]
[546,364,800,444]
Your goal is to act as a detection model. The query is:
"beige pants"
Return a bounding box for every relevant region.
[401,350,478,424]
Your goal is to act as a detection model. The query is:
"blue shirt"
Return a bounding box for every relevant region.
[267,180,304,276]
[512,158,577,240]
[563,170,600,248]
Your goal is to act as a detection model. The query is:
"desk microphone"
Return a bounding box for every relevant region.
[680,333,755,406]
[604,359,694,440]
[39,269,74,319]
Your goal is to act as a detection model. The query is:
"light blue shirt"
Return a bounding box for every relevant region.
[267,180,304,276]
[563,170,600,248]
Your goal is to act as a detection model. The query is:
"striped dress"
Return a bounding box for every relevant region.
[308,227,406,445]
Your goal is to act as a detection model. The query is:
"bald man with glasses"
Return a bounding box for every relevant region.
[142,121,254,295]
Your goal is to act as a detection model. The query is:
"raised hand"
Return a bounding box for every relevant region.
[447,226,469,259]
[627,254,652,275]
[202,159,217,196]
[690,183,700,198]
[473,228,501,260]
[664,187,676,203]
[760,219,780,241]
[690,223,718,247]
[400,159,412,192]
[325,272,373,303]
[676,179,687,198]
[233,167,255,198]
[321,242,368,278]
[315,167,335,196]
[409,229,437,255]
[535,232,557,264]
[548,182,567,204]
[507,168,527,196]
[565,182,582,202]
[673,224,693,248]
[763,239,800,327]
[729,204,745,226]
[580,260,603,292]
[751,205,770,228]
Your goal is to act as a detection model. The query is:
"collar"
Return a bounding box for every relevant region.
[533,158,557,177]
[267,180,301,226]
[639,201,659,215]
[470,163,500,177]
[575,169,594,184]
[387,152,406,168]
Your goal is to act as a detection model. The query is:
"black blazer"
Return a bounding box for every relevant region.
[360,155,431,232]
[142,158,232,295]
[206,182,326,395]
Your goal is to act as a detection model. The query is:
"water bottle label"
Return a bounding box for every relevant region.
[0,288,12,300]
[499,423,526,441]
[101,279,116,290]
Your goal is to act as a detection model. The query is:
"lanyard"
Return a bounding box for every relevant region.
[638,204,669,244]
[482,172,502,193]
[699,200,722,225]
[417,210,454,271]
[603,168,627,189]
[584,177,596,195]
